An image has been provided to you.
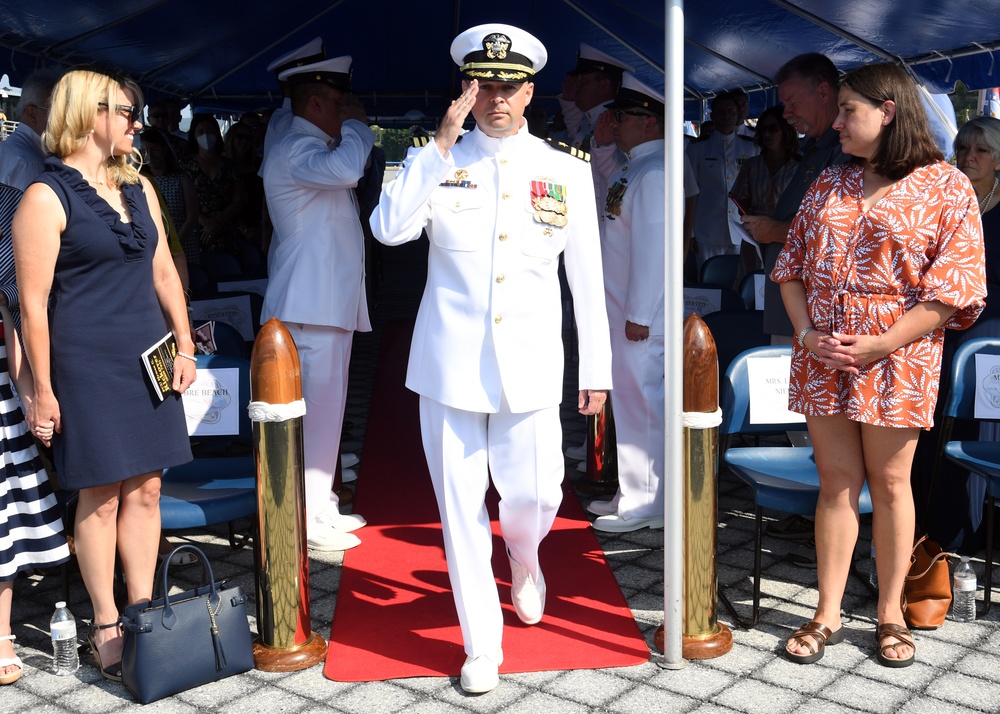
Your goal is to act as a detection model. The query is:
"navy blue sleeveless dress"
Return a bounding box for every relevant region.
[35,158,191,489]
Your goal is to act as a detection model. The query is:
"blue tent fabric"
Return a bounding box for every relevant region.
[0,1,997,120]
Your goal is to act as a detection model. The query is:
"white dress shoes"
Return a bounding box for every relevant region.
[341,467,358,483]
[508,554,546,625]
[307,526,361,551]
[586,499,618,517]
[592,513,665,533]
[341,453,359,469]
[316,508,367,533]
[460,649,503,694]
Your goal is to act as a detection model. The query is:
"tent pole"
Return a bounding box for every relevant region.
[662,0,686,670]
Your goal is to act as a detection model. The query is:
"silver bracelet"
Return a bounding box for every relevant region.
[796,326,816,347]
[176,351,198,363]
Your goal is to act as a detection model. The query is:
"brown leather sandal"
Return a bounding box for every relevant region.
[784,620,845,664]
[876,623,915,668]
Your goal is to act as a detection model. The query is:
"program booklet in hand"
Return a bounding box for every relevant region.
[142,332,178,401]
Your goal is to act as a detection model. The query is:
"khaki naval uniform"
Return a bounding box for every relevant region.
[371,123,612,657]
[262,115,374,525]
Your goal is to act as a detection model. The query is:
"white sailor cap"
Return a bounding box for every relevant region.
[278,56,353,92]
[267,37,326,75]
[568,43,634,79]
[450,24,547,83]
[606,73,664,116]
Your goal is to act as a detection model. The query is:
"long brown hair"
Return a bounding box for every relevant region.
[839,63,942,180]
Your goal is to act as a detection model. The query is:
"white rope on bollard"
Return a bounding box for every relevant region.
[681,407,722,430]
[247,399,307,423]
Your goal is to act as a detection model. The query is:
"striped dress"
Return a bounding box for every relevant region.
[0,319,70,580]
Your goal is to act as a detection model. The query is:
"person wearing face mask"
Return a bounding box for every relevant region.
[182,113,244,258]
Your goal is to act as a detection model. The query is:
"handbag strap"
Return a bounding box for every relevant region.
[157,545,219,625]
[904,536,951,582]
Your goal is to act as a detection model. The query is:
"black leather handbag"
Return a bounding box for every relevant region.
[120,545,255,703]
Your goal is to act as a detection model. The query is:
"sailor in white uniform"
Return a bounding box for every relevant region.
[589,75,669,533]
[371,23,612,694]
[261,55,372,552]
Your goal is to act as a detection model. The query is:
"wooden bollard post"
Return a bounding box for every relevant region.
[575,396,619,496]
[249,318,327,671]
[655,313,732,658]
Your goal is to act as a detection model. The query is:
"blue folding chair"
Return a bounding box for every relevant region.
[719,345,873,627]
[932,336,1000,615]
[160,354,256,548]
[699,254,740,288]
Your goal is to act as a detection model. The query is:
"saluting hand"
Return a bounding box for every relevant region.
[593,110,615,148]
[434,80,478,157]
[339,93,369,126]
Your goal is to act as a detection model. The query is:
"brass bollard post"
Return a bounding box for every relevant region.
[250,318,327,671]
[655,313,732,658]
[575,395,619,496]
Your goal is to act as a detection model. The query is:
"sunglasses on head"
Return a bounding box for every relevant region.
[99,101,141,123]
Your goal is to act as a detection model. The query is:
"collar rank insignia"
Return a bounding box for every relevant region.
[531,179,568,227]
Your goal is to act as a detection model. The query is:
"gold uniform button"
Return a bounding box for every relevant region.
[499,233,508,241]
[500,158,508,165]
[494,316,503,324]
[496,275,505,283]
[502,192,510,200]
[455,201,461,207]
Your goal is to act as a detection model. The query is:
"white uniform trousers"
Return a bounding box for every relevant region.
[610,329,665,519]
[418,394,564,657]
[285,323,354,526]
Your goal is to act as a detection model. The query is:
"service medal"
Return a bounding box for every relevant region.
[531,179,569,227]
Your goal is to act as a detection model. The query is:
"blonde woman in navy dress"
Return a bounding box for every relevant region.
[13,69,195,681]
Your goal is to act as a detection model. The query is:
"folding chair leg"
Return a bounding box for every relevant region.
[717,505,762,630]
[983,495,995,618]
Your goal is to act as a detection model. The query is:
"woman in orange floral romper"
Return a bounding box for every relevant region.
[772,63,986,668]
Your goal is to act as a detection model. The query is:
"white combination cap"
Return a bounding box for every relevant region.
[278,56,353,92]
[267,37,326,75]
[450,23,547,83]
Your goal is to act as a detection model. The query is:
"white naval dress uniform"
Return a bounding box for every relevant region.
[600,139,667,519]
[371,123,612,657]
[686,130,758,269]
[261,115,374,526]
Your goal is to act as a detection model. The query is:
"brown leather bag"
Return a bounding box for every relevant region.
[902,535,952,630]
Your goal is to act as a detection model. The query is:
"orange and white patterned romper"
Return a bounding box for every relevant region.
[771,160,987,429]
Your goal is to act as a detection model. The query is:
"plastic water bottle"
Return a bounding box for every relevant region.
[50,602,79,675]
[868,541,878,590]
[952,556,977,622]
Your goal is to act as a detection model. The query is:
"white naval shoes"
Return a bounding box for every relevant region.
[592,513,665,533]
[341,467,358,483]
[460,649,503,694]
[564,441,587,461]
[508,553,546,625]
[576,460,587,473]
[586,499,618,517]
[306,526,361,552]
[315,507,367,533]
[341,453,359,469]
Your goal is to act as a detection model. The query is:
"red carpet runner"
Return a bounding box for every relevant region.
[324,320,651,681]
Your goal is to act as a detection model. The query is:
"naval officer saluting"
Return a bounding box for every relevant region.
[371,23,612,693]
[261,55,372,552]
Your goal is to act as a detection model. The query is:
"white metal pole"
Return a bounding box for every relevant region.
[662,0,686,669]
